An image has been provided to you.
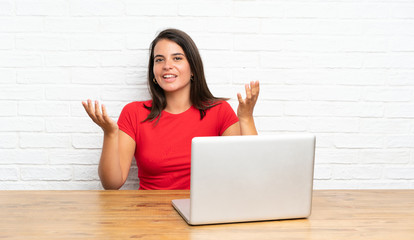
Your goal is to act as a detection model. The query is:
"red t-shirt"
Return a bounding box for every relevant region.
[117,100,239,190]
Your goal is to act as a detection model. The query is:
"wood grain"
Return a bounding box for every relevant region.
[0,190,413,239]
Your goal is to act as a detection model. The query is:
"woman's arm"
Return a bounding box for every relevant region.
[223,81,260,136]
[82,100,135,190]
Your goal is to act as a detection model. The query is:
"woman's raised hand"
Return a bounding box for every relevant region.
[237,81,260,119]
[82,99,119,135]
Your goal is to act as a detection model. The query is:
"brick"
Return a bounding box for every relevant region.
[20,133,71,148]
[71,68,126,85]
[0,86,43,100]
[310,86,361,101]
[336,3,390,19]
[311,102,384,118]
[0,34,13,49]
[311,53,363,69]
[0,168,18,180]
[262,19,315,34]
[283,36,341,52]
[388,71,414,86]
[0,149,48,164]
[0,117,44,132]
[0,0,13,15]
[49,150,100,165]
[101,86,150,101]
[70,0,123,16]
[256,117,308,131]
[314,166,332,180]
[203,51,259,69]
[260,53,311,69]
[260,86,309,101]
[386,135,414,148]
[45,86,100,101]
[100,52,147,67]
[44,17,99,32]
[389,54,414,68]
[125,70,147,85]
[126,0,177,16]
[234,2,284,18]
[0,69,15,84]
[70,34,124,50]
[0,17,43,32]
[360,119,411,134]
[46,117,101,133]
[204,68,232,85]
[363,88,412,102]
[385,167,414,180]
[359,150,410,164]
[73,166,99,180]
[20,167,72,181]
[390,4,414,19]
[234,35,283,51]
[205,18,260,33]
[334,135,385,149]
[253,101,283,117]
[0,53,43,67]
[16,34,69,50]
[232,69,284,85]
[192,34,232,50]
[0,101,17,116]
[17,69,71,84]
[19,101,70,116]
[44,52,100,67]
[126,33,156,50]
[0,133,18,148]
[16,0,67,16]
[0,180,103,190]
[332,166,382,180]
[385,104,414,118]
[178,1,231,17]
[315,149,358,164]
[72,134,103,149]
[100,17,151,33]
[310,118,359,133]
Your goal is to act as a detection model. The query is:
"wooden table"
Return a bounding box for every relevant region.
[0,190,413,239]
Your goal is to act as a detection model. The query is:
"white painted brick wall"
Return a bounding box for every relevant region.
[1,0,414,190]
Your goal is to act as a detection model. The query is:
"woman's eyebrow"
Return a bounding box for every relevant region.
[154,53,185,58]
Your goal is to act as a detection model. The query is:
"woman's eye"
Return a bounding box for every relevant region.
[155,58,163,63]
[174,57,182,61]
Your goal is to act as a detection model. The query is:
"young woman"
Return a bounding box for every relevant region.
[82,29,259,190]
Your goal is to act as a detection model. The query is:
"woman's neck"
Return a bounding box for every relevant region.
[164,91,192,114]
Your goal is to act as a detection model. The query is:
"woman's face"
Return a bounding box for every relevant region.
[153,39,192,95]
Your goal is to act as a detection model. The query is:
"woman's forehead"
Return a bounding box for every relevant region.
[154,39,185,56]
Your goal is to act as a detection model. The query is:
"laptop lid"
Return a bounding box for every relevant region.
[185,134,315,225]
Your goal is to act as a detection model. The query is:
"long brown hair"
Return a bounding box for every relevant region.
[143,28,227,123]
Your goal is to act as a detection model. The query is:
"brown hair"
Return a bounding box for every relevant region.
[143,28,227,123]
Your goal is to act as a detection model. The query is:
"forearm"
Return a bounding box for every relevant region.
[239,116,258,135]
[98,130,123,189]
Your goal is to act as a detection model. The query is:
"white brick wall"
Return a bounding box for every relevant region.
[1,0,414,190]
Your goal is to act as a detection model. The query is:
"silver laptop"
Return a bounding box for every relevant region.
[172,134,316,225]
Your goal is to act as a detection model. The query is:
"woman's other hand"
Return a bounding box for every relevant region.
[82,99,119,136]
[237,80,260,119]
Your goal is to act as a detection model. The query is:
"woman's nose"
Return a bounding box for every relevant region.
[162,59,173,70]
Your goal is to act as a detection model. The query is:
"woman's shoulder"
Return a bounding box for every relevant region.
[122,100,152,113]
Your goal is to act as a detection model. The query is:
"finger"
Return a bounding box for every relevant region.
[94,100,104,122]
[245,83,252,100]
[237,93,244,104]
[101,104,110,121]
[251,81,260,100]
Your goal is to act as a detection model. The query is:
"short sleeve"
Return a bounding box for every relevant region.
[217,101,239,135]
[117,102,139,142]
